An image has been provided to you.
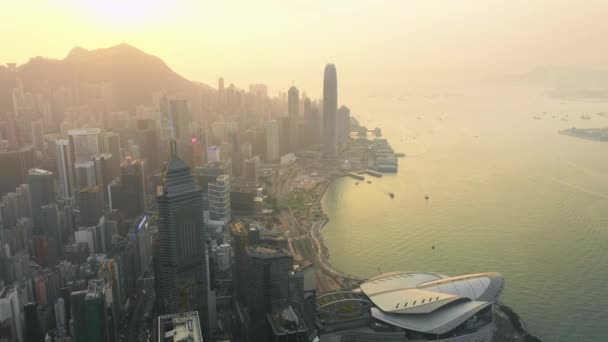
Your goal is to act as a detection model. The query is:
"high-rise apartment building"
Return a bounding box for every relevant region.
[0,286,23,342]
[208,174,231,225]
[55,138,75,201]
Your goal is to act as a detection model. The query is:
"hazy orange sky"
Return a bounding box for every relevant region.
[3,0,608,99]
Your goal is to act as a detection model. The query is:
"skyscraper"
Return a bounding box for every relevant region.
[337,105,351,144]
[92,153,116,205]
[288,86,300,152]
[231,133,242,178]
[265,120,280,161]
[74,161,96,191]
[31,120,45,152]
[24,302,42,342]
[323,64,338,157]
[288,86,299,118]
[243,156,259,187]
[0,147,34,197]
[55,139,75,201]
[102,131,121,179]
[278,117,291,155]
[108,158,146,221]
[70,290,87,342]
[169,99,193,166]
[40,204,61,266]
[84,280,107,342]
[78,186,103,227]
[246,245,293,341]
[136,119,160,173]
[68,128,102,163]
[208,174,231,225]
[27,168,55,232]
[156,141,213,337]
[0,286,23,342]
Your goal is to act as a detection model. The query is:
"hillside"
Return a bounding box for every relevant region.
[0,43,209,112]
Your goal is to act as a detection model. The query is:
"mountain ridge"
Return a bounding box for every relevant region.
[0,43,210,112]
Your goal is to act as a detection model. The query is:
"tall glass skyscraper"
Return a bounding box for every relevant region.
[156,141,213,337]
[323,64,338,157]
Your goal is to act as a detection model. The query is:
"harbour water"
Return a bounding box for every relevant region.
[321,89,608,341]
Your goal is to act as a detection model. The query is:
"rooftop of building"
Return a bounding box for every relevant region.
[0,286,16,299]
[93,153,112,160]
[247,244,290,259]
[158,311,203,342]
[196,160,231,172]
[86,279,105,299]
[79,186,100,193]
[75,161,94,167]
[28,168,52,176]
[230,221,249,235]
[356,271,504,335]
[68,128,101,135]
[268,305,307,335]
[121,157,144,168]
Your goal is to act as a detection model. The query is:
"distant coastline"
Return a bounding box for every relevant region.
[559,127,608,142]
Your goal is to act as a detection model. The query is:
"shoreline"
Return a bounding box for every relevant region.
[310,175,365,286]
[301,166,542,341]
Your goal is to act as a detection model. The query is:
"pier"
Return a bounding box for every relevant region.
[347,172,365,180]
[364,169,382,178]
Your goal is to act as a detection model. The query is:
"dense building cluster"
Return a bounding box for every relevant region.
[0,59,354,342]
[0,55,501,342]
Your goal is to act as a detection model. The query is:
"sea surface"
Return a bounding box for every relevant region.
[321,89,608,341]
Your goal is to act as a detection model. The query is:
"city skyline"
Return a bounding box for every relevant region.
[1,3,606,341]
[4,1,608,99]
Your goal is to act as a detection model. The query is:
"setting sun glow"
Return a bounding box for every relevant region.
[70,0,174,27]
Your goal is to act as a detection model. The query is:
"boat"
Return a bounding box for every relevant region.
[581,114,592,120]
[389,192,394,199]
[366,180,372,184]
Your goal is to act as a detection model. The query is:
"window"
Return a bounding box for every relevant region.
[436,296,440,300]
[404,302,408,307]
[421,299,425,304]
[413,301,416,305]
[395,303,400,309]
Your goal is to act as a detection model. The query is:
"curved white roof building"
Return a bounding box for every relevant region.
[318,272,504,342]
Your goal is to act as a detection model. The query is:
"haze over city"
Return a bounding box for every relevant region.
[0,1,607,342]
[5,1,608,96]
